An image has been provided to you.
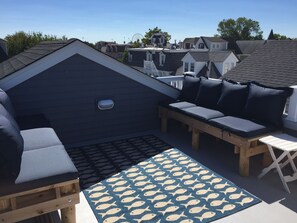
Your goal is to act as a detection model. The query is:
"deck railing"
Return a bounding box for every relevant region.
[157,75,184,89]
[284,86,297,130]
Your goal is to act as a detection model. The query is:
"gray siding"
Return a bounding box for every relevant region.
[7,54,171,147]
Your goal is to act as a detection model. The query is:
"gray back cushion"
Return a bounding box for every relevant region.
[0,88,16,117]
[0,115,24,178]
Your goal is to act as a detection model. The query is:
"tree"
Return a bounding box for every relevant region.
[217,17,263,40]
[142,27,171,46]
[121,51,129,64]
[273,33,291,40]
[5,31,67,57]
[131,39,141,48]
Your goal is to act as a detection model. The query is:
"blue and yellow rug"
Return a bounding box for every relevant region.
[68,135,260,223]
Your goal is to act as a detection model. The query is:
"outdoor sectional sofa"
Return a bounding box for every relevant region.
[159,76,293,176]
[0,88,79,223]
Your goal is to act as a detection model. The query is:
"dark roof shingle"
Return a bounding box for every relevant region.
[224,40,297,87]
[189,51,232,62]
[235,40,265,54]
[183,37,200,44]
[202,37,227,43]
[0,39,77,79]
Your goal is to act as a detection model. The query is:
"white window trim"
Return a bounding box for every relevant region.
[146,52,153,61]
[159,52,166,66]
[184,62,189,72]
[190,62,195,72]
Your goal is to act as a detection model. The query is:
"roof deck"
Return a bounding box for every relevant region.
[31,123,297,223]
[1,39,296,223]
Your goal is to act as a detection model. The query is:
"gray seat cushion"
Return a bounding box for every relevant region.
[182,106,225,121]
[169,101,197,110]
[209,116,276,138]
[15,145,77,184]
[21,127,62,151]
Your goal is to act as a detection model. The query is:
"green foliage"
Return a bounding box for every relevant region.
[217,17,263,40]
[142,27,171,46]
[273,33,291,40]
[83,41,96,49]
[5,31,68,57]
[121,51,129,64]
[131,40,141,48]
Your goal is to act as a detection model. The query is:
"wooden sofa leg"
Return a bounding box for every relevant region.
[161,116,168,133]
[192,129,200,150]
[239,147,250,177]
[61,205,76,223]
[262,150,272,167]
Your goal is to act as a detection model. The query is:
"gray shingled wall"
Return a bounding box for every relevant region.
[7,54,172,147]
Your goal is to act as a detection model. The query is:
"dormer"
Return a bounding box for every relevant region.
[183,37,199,49]
[200,37,228,51]
[195,38,208,51]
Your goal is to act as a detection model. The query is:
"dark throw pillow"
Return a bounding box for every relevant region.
[178,76,201,103]
[217,80,248,115]
[0,104,20,132]
[0,115,24,179]
[244,82,293,127]
[195,78,222,109]
[0,88,16,117]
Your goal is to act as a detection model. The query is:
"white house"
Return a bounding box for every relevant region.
[181,51,239,78]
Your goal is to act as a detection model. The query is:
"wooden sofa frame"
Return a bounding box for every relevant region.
[0,179,80,223]
[159,106,273,177]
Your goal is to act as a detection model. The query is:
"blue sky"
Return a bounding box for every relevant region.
[1,0,296,43]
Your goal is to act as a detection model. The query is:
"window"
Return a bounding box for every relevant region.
[146,52,153,61]
[224,63,230,74]
[212,44,216,49]
[128,53,132,62]
[190,62,195,72]
[159,52,166,66]
[198,43,204,49]
[184,62,189,72]
[216,44,219,48]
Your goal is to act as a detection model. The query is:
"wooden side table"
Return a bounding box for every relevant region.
[258,133,297,193]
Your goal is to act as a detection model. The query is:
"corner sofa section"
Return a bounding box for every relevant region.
[159,76,293,176]
[0,88,79,223]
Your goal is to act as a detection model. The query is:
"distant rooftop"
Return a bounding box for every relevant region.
[188,51,232,62]
[128,47,188,53]
[202,37,227,42]
[183,37,200,43]
[224,40,297,87]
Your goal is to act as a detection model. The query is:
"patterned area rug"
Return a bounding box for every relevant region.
[67,135,260,223]
[67,135,171,189]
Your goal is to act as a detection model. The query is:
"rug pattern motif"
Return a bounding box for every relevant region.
[67,136,260,223]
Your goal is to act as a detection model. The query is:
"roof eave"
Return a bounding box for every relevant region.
[0,40,179,98]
